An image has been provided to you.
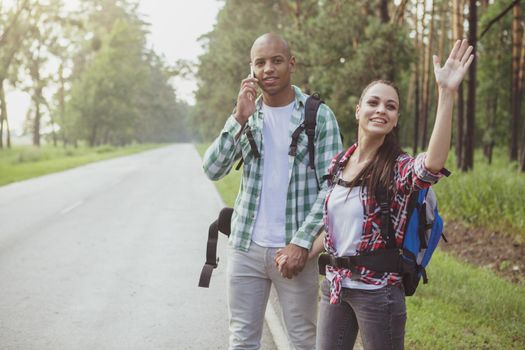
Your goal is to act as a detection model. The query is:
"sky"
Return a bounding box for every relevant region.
[6,0,223,135]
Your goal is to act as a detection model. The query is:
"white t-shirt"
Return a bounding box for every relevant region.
[326,184,385,290]
[252,101,295,247]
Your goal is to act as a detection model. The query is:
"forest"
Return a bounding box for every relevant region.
[0,0,191,148]
[193,0,525,173]
[3,0,525,173]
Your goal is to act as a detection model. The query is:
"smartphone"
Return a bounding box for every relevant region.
[249,65,256,101]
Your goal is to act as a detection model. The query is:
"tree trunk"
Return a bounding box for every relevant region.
[33,95,41,147]
[483,96,495,164]
[0,82,4,149]
[379,0,390,23]
[510,1,521,161]
[516,4,525,170]
[453,0,465,168]
[392,0,409,25]
[89,124,97,147]
[439,0,447,60]
[413,0,422,154]
[463,0,477,171]
[421,0,435,149]
[58,64,68,146]
[520,122,525,171]
[0,81,11,149]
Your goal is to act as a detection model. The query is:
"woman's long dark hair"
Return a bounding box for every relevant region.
[346,80,404,197]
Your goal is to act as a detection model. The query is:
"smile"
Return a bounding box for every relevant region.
[369,117,387,124]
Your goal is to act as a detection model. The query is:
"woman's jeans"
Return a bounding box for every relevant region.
[316,278,407,350]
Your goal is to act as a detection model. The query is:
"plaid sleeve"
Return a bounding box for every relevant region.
[202,115,243,181]
[395,152,445,193]
[291,104,343,249]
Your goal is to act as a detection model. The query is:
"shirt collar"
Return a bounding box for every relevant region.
[255,85,306,112]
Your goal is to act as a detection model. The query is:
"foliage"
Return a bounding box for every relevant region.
[195,143,240,206]
[0,0,191,148]
[67,18,146,146]
[406,251,525,349]
[0,143,163,186]
[192,0,284,141]
[192,0,413,145]
[476,1,514,150]
[436,148,525,239]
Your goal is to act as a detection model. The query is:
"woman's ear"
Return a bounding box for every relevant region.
[355,104,360,120]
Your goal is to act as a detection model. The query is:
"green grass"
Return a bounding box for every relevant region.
[434,148,525,241]
[196,143,525,349]
[195,143,241,206]
[0,143,164,186]
[406,251,525,349]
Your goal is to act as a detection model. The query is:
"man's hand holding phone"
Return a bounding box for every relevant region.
[234,66,258,127]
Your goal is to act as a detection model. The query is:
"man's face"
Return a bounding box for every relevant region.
[250,38,295,96]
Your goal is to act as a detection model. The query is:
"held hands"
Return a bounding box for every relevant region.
[433,39,475,92]
[274,244,308,279]
[235,75,258,126]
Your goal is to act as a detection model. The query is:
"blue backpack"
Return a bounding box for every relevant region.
[378,185,449,295]
[318,152,450,296]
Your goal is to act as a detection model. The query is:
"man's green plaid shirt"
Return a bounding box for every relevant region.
[203,86,342,252]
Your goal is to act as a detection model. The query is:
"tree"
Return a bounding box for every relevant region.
[0,0,31,149]
[192,0,283,140]
[20,0,66,146]
[453,0,465,167]
[68,18,147,146]
[462,0,478,171]
[420,0,435,150]
[510,0,522,161]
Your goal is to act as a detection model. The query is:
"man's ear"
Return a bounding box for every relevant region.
[289,56,296,73]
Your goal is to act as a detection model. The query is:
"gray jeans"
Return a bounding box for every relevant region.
[316,278,407,350]
[227,243,318,350]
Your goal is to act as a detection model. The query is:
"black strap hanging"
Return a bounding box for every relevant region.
[198,207,234,288]
[288,94,324,190]
[235,125,260,170]
[376,185,396,249]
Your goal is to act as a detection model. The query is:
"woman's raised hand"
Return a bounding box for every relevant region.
[433,39,474,91]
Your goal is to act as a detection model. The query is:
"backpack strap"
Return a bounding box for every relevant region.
[235,125,261,170]
[318,249,403,275]
[376,185,397,249]
[417,189,430,249]
[198,207,234,288]
[289,93,324,190]
[304,93,323,171]
[324,150,346,184]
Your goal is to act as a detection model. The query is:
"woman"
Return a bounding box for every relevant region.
[276,39,474,349]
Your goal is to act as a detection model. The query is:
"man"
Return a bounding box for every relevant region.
[202,33,342,350]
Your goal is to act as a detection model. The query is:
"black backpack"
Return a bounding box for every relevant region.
[199,94,326,288]
[233,93,325,188]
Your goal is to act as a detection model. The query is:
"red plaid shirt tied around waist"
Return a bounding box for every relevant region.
[323,144,445,304]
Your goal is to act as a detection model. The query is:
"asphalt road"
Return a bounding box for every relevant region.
[0,144,277,350]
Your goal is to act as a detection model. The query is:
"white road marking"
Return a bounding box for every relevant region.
[60,200,84,215]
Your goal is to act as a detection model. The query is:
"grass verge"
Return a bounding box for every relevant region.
[196,143,525,349]
[435,148,525,241]
[406,251,524,349]
[0,143,164,186]
[195,143,240,206]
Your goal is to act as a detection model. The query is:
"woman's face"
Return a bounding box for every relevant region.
[356,83,400,137]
